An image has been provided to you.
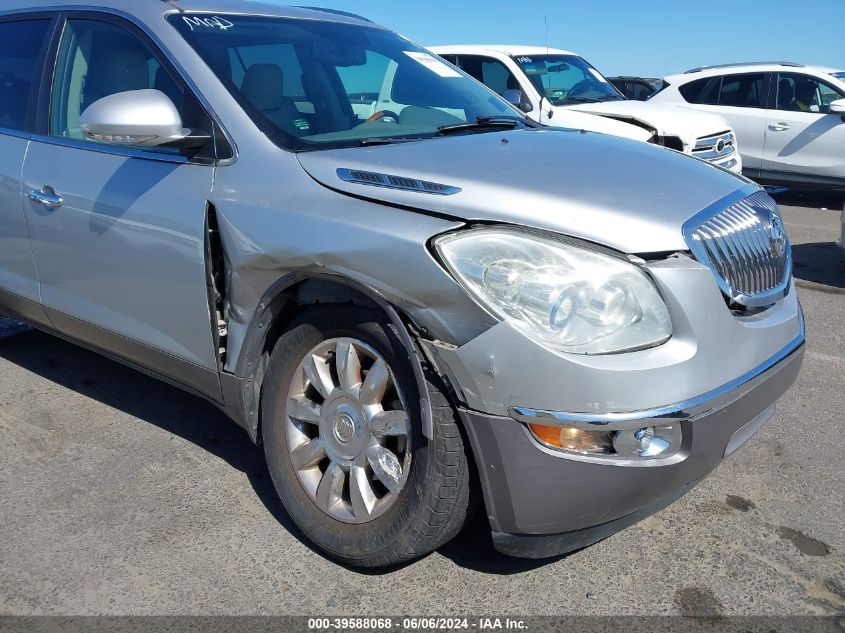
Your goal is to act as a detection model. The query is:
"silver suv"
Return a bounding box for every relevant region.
[0,1,804,568]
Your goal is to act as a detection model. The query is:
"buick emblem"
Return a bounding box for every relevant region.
[715,139,727,154]
[333,413,356,444]
[770,214,787,256]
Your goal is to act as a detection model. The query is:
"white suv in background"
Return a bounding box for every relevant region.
[429,45,742,173]
[651,62,845,189]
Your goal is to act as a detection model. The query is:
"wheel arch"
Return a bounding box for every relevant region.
[224,273,437,444]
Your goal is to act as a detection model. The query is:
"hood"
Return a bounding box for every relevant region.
[544,107,653,142]
[567,100,732,148]
[296,127,748,254]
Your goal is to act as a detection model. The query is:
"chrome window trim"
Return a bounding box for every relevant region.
[509,307,804,428]
[4,4,239,166]
[27,133,193,164]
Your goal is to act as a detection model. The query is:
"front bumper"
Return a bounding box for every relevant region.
[457,331,804,558]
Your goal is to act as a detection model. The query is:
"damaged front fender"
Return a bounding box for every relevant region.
[207,150,495,440]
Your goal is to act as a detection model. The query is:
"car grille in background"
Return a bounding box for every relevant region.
[683,190,791,309]
[336,168,461,195]
[692,131,736,163]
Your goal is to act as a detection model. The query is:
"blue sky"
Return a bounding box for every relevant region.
[282,0,843,77]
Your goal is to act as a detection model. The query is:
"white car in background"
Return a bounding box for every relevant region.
[651,62,845,189]
[428,45,742,173]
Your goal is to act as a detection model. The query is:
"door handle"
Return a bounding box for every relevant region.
[768,123,791,132]
[28,186,63,209]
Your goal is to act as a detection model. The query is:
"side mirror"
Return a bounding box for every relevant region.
[829,98,845,114]
[80,89,205,148]
[502,88,533,113]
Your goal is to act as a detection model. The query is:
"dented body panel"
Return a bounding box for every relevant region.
[207,138,490,372]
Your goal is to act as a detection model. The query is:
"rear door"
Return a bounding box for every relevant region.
[761,72,845,184]
[21,12,223,397]
[0,14,54,324]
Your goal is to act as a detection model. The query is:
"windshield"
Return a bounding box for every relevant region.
[512,54,624,105]
[168,14,521,150]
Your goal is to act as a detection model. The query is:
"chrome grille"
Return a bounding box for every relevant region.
[683,189,791,308]
[692,130,736,163]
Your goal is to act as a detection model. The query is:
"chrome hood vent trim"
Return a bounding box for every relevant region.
[337,168,461,195]
[684,188,791,309]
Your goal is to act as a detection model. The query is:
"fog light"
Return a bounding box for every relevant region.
[528,420,682,461]
[529,423,614,454]
[612,425,677,458]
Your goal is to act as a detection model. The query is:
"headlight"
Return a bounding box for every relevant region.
[434,228,672,354]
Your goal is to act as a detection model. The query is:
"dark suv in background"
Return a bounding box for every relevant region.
[608,76,664,101]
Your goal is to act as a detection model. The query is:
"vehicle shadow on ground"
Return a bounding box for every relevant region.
[770,189,843,211]
[770,189,845,290]
[791,242,845,289]
[0,322,559,576]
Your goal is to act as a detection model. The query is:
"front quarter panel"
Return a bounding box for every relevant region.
[209,140,495,375]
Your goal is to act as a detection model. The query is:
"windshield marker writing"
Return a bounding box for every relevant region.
[182,16,234,31]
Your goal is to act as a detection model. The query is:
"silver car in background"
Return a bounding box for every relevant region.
[0,0,804,567]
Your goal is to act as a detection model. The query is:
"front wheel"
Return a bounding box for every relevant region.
[261,306,474,567]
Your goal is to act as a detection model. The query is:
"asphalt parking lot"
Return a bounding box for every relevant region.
[0,192,843,617]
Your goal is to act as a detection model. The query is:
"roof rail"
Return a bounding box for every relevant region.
[684,61,804,74]
[293,6,373,22]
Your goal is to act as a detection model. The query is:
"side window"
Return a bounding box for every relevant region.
[481,59,514,95]
[718,73,765,108]
[50,18,208,146]
[458,56,519,96]
[630,82,652,101]
[819,82,844,110]
[777,73,843,113]
[678,76,720,105]
[0,19,52,132]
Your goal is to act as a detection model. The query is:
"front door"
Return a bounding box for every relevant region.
[762,72,845,184]
[21,14,221,397]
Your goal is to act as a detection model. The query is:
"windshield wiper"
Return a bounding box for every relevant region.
[436,116,521,136]
[563,96,600,103]
[358,137,426,146]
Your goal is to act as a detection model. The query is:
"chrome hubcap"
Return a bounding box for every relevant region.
[284,337,411,523]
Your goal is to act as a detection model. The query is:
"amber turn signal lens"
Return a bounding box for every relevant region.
[529,423,564,446]
[529,423,614,454]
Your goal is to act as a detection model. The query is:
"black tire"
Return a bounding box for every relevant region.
[261,305,474,567]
